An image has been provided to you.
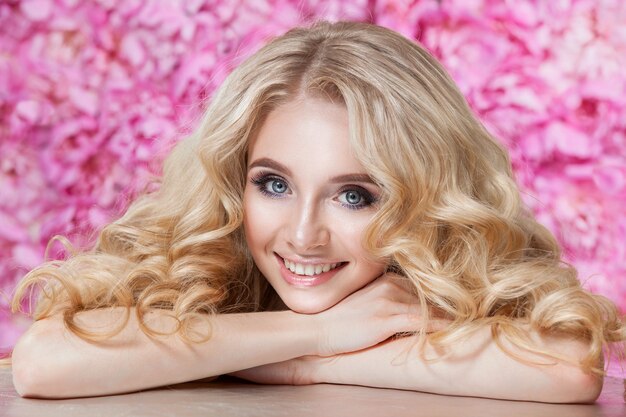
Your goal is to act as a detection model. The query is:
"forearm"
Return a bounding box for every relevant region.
[313,326,603,403]
[12,307,316,398]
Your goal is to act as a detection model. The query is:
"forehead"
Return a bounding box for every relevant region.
[247,97,366,175]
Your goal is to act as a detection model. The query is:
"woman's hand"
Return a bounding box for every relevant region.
[229,274,451,385]
[229,273,424,384]
[310,273,445,357]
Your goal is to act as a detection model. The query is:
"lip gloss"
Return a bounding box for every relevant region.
[275,254,346,287]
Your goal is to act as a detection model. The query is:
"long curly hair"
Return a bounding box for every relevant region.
[6,20,624,375]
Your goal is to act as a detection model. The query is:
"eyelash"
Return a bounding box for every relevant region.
[251,173,288,199]
[249,172,378,210]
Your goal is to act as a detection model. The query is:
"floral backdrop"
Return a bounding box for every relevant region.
[1,0,625,375]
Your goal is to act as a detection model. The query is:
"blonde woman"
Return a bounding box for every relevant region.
[6,21,623,402]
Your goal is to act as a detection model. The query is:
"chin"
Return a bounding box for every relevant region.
[281,294,337,314]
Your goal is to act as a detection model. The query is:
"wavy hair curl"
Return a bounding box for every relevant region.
[6,20,624,375]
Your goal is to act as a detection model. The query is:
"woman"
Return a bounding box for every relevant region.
[6,20,623,401]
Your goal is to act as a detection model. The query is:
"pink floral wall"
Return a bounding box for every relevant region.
[1,0,625,374]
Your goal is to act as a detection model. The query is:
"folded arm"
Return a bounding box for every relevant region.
[11,275,421,399]
[233,325,603,403]
[11,307,318,398]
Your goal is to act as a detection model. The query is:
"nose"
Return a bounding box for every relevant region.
[285,200,330,252]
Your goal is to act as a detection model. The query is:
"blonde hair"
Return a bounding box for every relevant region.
[5,21,624,375]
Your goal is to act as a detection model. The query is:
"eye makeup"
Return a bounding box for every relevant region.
[249,170,379,210]
[250,171,289,199]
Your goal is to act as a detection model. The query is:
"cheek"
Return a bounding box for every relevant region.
[333,212,384,269]
[243,190,279,252]
[332,212,370,249]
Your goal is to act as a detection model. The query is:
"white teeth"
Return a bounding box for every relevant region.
[282,258,342,276]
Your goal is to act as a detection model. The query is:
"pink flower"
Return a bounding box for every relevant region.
[19,0,53,22]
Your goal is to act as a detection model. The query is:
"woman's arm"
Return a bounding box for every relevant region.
[11,307,317,398]
[11,275,420,399]
[313,328,602,403]
[233,325,603,403]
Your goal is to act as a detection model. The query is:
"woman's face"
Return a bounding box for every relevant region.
[243,97,386,314]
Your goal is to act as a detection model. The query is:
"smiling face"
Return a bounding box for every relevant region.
[243,96,386,314]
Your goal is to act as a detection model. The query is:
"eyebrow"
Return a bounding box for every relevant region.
[249,158,292,176]
[248,157,377,185]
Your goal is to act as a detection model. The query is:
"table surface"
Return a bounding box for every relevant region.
[0,367,624,417]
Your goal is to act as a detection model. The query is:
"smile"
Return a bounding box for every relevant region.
[274,253,347,287]
[282,258,342,276]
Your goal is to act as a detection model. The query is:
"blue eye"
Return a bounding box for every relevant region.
[343,190,362,205]
[251,173,289,198]
[268,179,287,194]
[338,187,376,210]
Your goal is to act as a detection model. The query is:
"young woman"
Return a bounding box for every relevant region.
[6,20,624,402]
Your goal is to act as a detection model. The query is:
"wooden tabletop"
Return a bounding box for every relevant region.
[1,367,624,417]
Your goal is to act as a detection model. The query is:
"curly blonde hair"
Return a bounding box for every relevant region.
[6,20,624,375]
